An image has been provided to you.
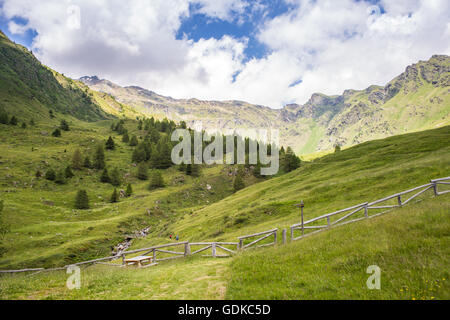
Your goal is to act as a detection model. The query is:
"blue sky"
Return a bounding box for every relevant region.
[0,0,448,108]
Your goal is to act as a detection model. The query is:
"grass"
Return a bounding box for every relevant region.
[226,196,450,300]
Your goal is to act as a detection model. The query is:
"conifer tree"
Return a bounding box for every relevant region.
[55,169,66,185]
[126,183,133,197]
[129,135,138,146]
[9,116,18,125]
[52,128,61,137]
[29,119,35,126]
[122,130,129,143]
[334,144,341,153]
[110,189,119,203]
[137,162,148,180]
[83,156,92,169]
[149,170,165,190]
[186,164,192,176]
[65,166,74,179]
[233,167,245,193]
[49,110,55,119]
[72,149,83,170]
[60,119,70,131]
[283,147,301,173]
[100,168,110,183]
[0,110,8,124]
[94,145,106,169]
[105,136,115,150]
[75,190,89,209]
[21,122,27,129]
[110,168,121,186]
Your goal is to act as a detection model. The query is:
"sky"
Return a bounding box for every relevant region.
[0,0,449,108]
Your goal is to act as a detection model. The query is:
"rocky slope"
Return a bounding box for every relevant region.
[80,55,450,155]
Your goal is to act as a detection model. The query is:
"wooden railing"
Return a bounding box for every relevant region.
[189,242,239,258]
[289,177,449,241]
[1,176,448,274]
[238,229,278,250]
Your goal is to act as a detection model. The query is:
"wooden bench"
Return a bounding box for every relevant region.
[124,256,153,267]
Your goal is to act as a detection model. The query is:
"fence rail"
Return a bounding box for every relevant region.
[1,176,448,274]
[290,177,449,241]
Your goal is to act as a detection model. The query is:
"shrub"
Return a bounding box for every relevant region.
[105,136,115,150]
[137,162,148,180]
[52,128,61,137]
[110,189,119,203]
[126,184,133,197]
[45,169,56,181]
[110,168,121,186]
[100,168,110,183]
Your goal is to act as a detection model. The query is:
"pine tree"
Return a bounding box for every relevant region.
[21,122,27,129]
[125,183,133,197]
[52,128,61,137]
[0,110,8,124]
[122,130,129,143]
[9,116,18,125]
[65,166,74,179]
[94,145,106,169]
[334,144,341,153]
[75,190,89,209]
[45,169,56,181]
[60,119,70,131]
[49,110,55,119]
[105,136,115,150]
[100,168,110,183]
[72,149,83,170]
[233,167,245,193]
[35,169,42,178]
[29,119,35,126]
[55,169,66,185]
[137,162,148,180]
[110,168,121,186]
[129,135,138,146]
[149,170,165,190]
[110,189,119,203]
[83,156,92,169]
[283,147,301,173]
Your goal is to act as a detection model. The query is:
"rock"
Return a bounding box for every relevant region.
[206,184,212,190]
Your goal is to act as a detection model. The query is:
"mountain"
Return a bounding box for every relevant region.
[0,31,111,121]
[80,55,450,154]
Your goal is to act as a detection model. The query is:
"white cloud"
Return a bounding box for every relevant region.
[0,0,449,108]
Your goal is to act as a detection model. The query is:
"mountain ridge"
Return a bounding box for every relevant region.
[79,54,450,154]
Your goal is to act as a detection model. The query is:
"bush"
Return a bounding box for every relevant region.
[129,135,138,146]
[65,166,74,179]
[60,119,70,131]
[94,145,105,169]
[52,128,61,137]
[75,190,89,209]
[45,169,56,181]
[233,168,245,193]
[9,116,18,126]
[83,156,92,169]
[55,169,66,185]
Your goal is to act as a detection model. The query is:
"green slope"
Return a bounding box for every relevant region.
[227,196,450,300]
[0,30,110,122]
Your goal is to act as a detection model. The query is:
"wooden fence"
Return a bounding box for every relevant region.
[238,229,278,250]
[290,177,450,241]
[1,176,448,274]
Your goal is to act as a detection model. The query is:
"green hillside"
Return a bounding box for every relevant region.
[0,30,111,122]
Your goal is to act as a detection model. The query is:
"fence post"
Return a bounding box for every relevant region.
[184,242,191,257]
[290,227,294,242]
[282,229,287,245]
[327,216,330,228]
[122,254,126,265]
[152,249,156,262]
[274,229,278,245]
[212,243,217,258]
[364,204,368,218]
[432,182,438,196]
[239,239,244,251]
[397,195,402,207]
